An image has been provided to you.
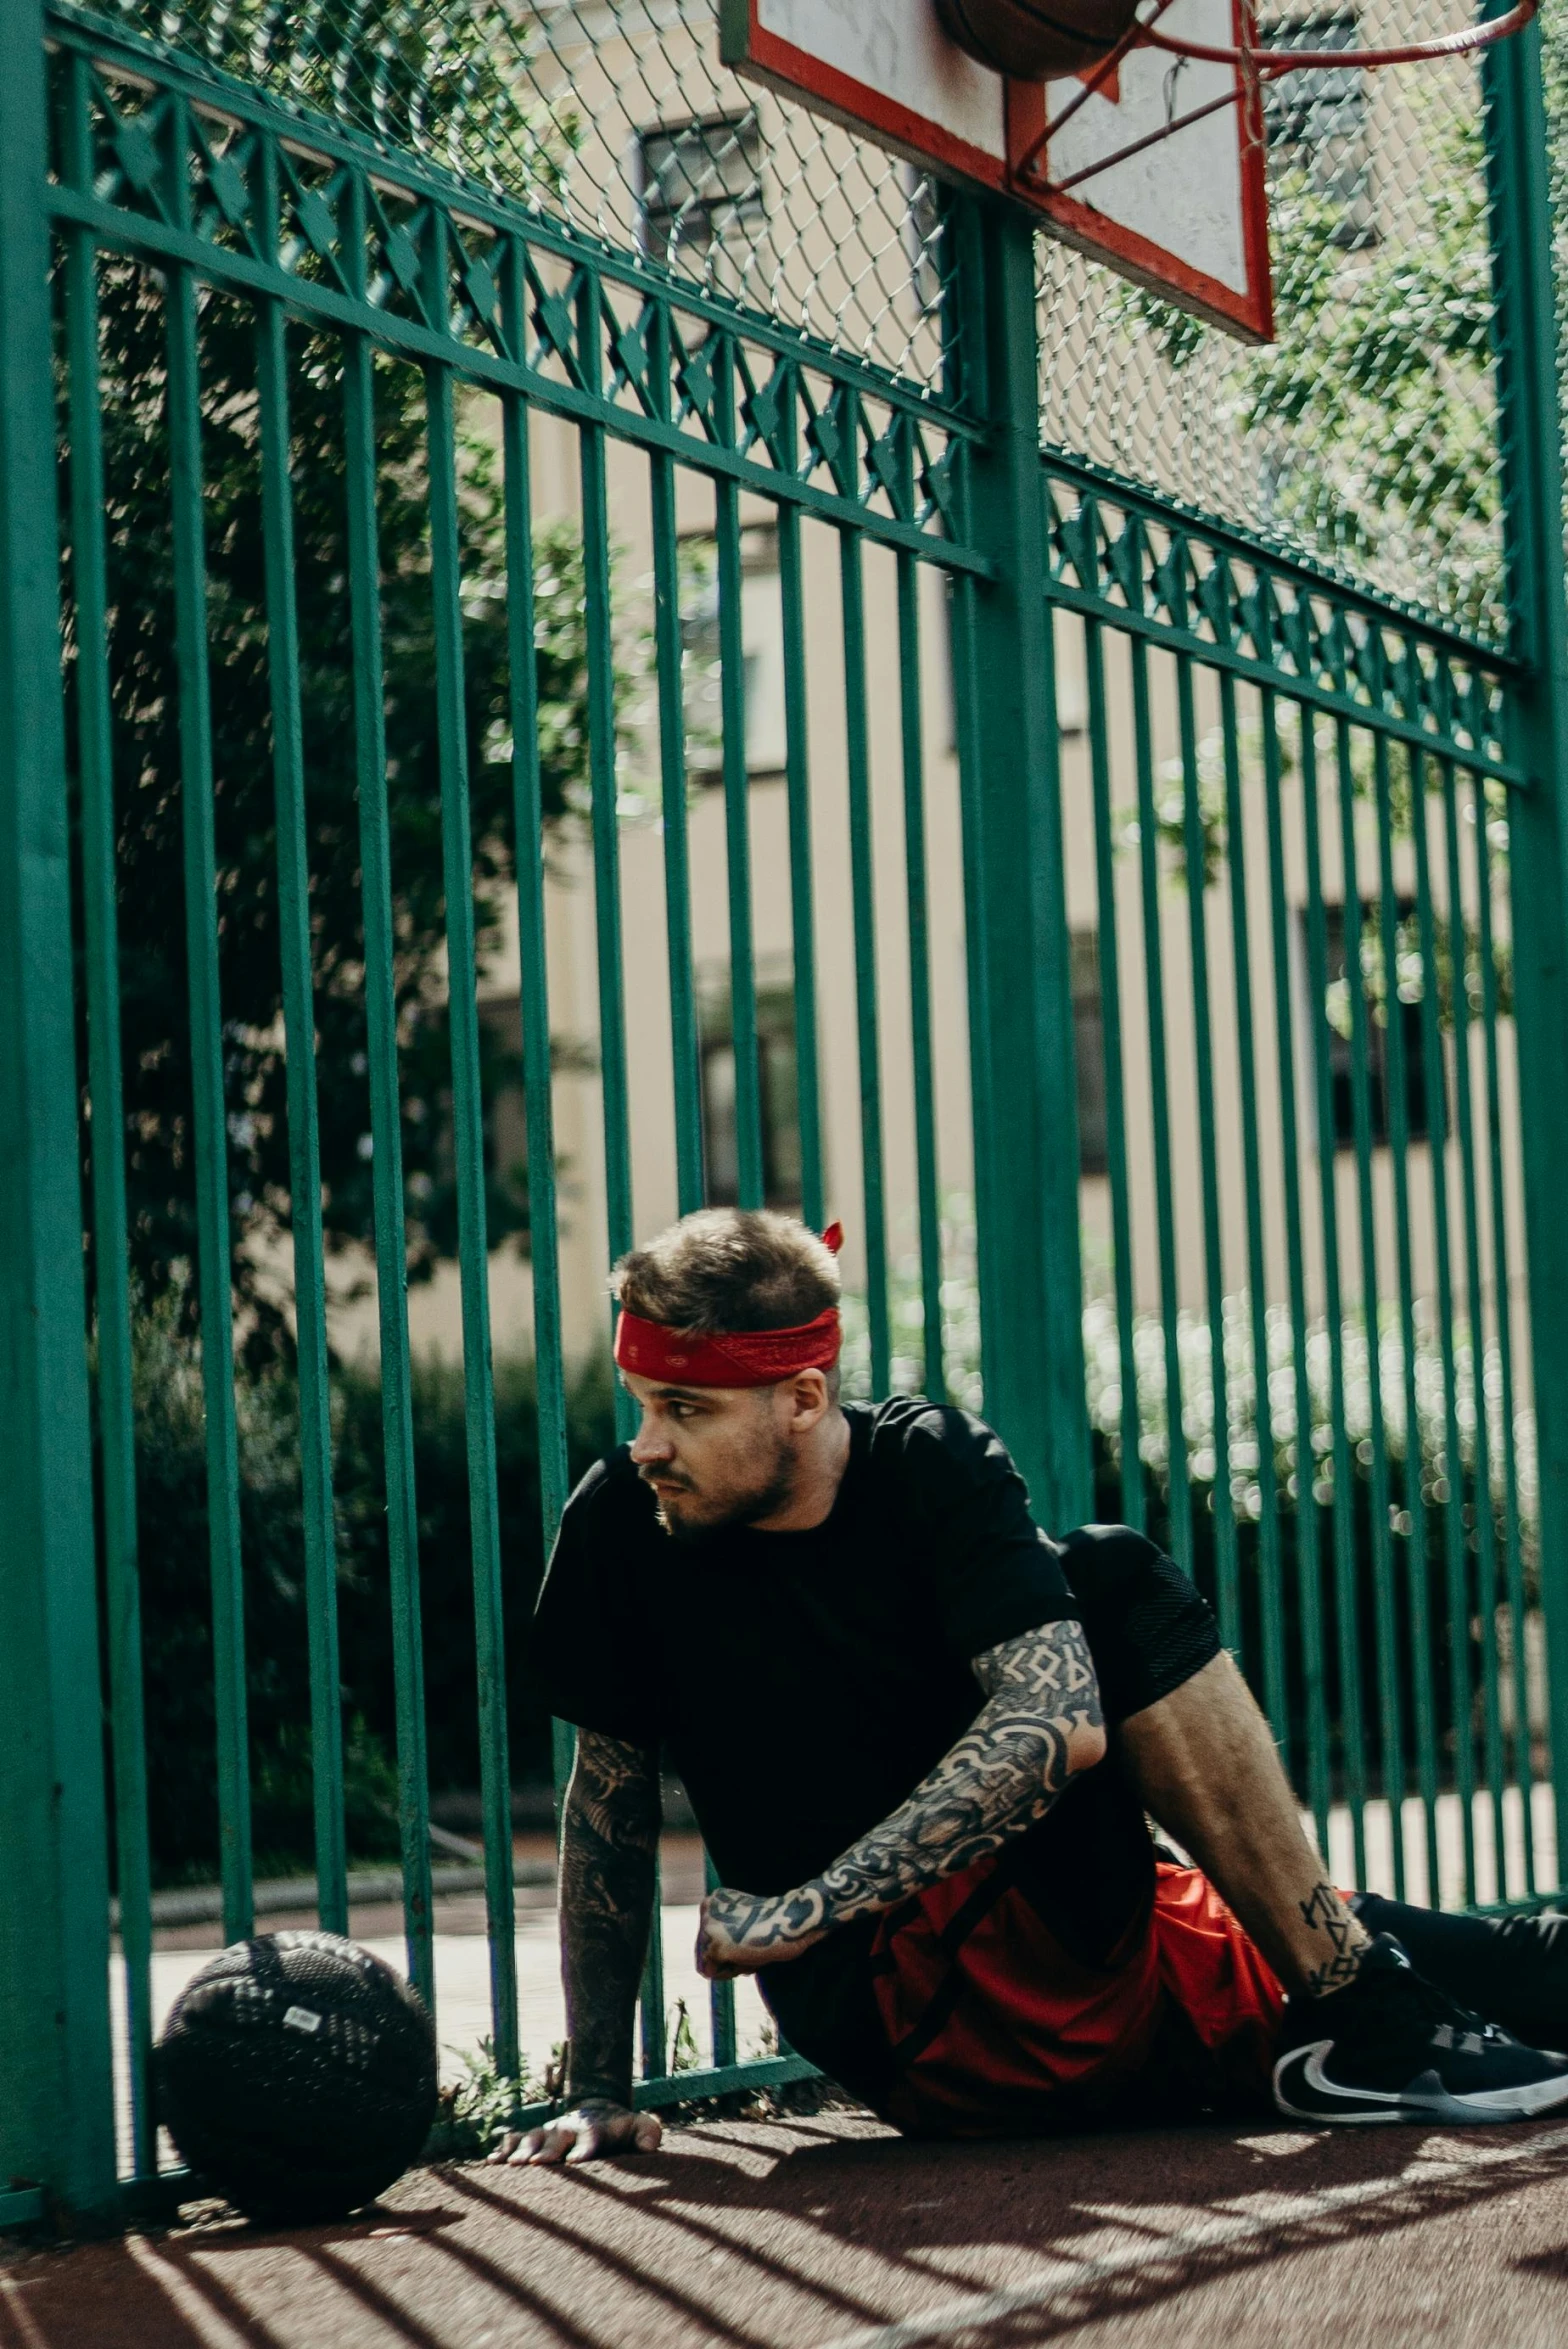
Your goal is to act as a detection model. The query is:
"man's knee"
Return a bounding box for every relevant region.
[1058,1524,1221,1725]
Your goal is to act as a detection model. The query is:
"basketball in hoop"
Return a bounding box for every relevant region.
[939,0,1539,96]
[933,0,1143,78]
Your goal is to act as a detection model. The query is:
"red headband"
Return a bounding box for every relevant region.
[614,1222,844,1390]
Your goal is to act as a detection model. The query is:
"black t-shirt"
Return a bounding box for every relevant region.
[533,1397,1076,1892]
[531,1397,1153,2100]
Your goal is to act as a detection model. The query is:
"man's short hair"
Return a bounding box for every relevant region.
[612,1208,841,1336]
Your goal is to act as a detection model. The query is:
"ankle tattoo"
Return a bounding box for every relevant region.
[1299,1878,1365,1994]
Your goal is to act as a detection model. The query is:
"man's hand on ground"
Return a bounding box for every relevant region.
[488,2099,662,2166]
[696,1885,828,1979]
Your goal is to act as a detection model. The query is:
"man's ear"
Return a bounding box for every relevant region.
[783,1368,831,1432]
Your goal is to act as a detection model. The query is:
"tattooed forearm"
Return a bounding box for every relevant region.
[558,1731,661,2106]
[702,1619,1104,1966]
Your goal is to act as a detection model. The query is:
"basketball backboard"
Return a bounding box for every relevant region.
[719,0,1273,340]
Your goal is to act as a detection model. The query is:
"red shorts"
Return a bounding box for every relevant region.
[868,1858,1288,2135]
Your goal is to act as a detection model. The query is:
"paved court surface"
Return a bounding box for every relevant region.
[9,2113,1568,2348]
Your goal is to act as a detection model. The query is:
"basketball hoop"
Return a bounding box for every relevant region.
[1141,0,1538,73]
[1013,0,1539,199]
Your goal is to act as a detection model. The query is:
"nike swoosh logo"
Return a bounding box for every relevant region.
[1273,2042,1407,2120]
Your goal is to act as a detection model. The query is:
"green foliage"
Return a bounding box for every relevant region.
[1109,97,1504,633]
[119,1285,616,1883]
[109,0,579,204]
[667,2000,703,2075]
[1240,136,1500,633]
[423,2038,559,2161]
[60,258,642,1363]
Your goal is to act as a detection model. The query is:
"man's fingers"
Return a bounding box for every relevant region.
[488,2125,560,2165]
[488,2105,657,2169]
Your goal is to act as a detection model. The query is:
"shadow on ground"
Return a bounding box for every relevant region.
[7,2115,1568,2347]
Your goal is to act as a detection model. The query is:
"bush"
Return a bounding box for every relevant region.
[117,1291,615,1885]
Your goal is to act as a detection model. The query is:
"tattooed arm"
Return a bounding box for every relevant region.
[491,1730,663,2165]
[696,1617,1106,1980]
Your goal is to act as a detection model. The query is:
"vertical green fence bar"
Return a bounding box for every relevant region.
[500,248,572,1780]
[1229,681,1342,1851]
[576,273,637,1444]
[896,550,946,1402]
[840,522,892,1396]
[778,489,825,1234]
[1438,755,1509,1880]
[1408,751,1474,1888]
[1328,720,1427,1894]
[953,200,1089,1529]
[647,317,704,1219]
[1356,728,1436,1894]
[1483,8,1568,1880]
[0,0,117,2216]
[423,237,518,2074]
[62,53,155,2177]
[253,209,347,1933]
[1132,640,1193,1578]
[1085,619,1143,1532]
[341,253,434,2007]
[641,310,696,2078]
[1175,656,1239,1658]
[1474,778,1535,1892]
[1370,732,1460,1897]
[948,550,996,1401]
[1295,714,1380,1869]
[162,101,253,1944]
[576,275,676,2064]
[1259,700,1342,1865]
[942,203,1000,1433]
[1408,743,1480,1898]
[715,346,764,1212]
[1220,681,1276,1747]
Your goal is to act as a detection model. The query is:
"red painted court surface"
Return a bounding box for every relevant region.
[10,2115,1568,2349]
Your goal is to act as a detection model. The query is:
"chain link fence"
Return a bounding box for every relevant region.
[1039,1,1524,642]
[97,0,955,389]
[101,0,1555,632]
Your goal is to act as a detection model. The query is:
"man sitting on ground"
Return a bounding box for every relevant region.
[493,1209,1568,2164]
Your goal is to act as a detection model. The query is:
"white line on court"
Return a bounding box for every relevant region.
[809,2122,1568,2349]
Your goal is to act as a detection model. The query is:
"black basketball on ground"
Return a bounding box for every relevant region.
[155,1932,438,2224]
[934,0,1142,77]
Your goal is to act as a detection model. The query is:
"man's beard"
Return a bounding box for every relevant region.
[640,1456,795,1542]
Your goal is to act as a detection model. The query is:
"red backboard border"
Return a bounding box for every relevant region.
[718,0,1273,344]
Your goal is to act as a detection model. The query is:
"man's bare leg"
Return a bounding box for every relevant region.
[1116,1649,1370,1997]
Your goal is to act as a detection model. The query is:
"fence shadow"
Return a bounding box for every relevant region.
[7,2122,1568,2349]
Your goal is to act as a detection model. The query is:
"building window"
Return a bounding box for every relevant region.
[699,985,803,1209]
[1261,12,1375,248]
[680,523,788,782]
[1316,901,1444,1150]
[1071,930,1109,1178]
[635,110,765,267]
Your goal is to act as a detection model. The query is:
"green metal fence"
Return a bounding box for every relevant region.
[4,0,1568,2223]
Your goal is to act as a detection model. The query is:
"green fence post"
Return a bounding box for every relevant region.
[1482,12,1568,1873]
[948,200,1090,1528]
[0,0,118,2217]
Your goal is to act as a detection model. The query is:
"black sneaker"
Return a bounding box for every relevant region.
[1272,1933,1568,2124]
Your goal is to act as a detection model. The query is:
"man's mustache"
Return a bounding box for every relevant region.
[638,1466,696,1494]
